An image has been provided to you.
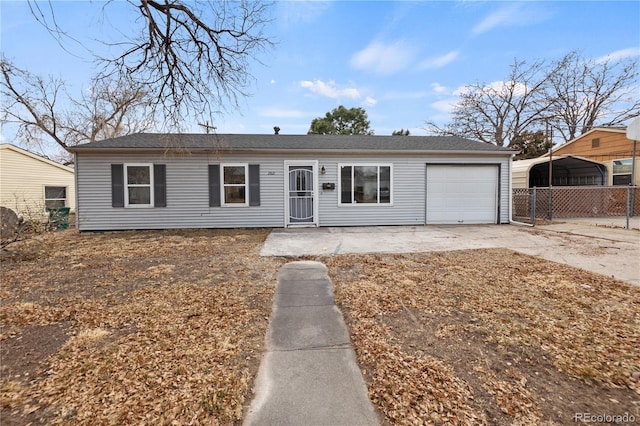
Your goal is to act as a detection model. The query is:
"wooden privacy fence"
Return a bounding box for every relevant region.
[513,186,640,221]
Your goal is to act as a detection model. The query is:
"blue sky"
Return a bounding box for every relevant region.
[1,0,639,146]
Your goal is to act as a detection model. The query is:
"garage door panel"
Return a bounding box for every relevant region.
[426,165,498,225]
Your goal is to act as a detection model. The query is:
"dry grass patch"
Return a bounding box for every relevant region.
[323,249,640,425]
[1,229,286,425]
[4,229,639,425]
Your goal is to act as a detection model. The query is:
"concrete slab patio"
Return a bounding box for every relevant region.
[260,224,640,286]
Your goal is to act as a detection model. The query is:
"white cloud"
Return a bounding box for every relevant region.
[453,85,474,96]
[431,82,449,94]
[472,4,523,35]
[259,107,308,118]
[278,1,332,27]
[471,3,552,36]
[300,80,361,100]
[453,81,528,98]
[299,79,377,107]
[419,50,460,70]
[363,96,378,107]
[484,80,528,97]
[431,99,457,114]
[350,40,417,75]
[595,47,640,64]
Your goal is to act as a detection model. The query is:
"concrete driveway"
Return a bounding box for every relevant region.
[261,223,640,286]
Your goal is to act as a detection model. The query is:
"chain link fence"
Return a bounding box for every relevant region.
[513,186,639,224]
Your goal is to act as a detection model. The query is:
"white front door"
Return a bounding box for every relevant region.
[285,161,318,227]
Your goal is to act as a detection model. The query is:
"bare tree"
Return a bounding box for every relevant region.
[425,59,552,146]
[425,51,639,146]
[1,57,153,161]
[66,77,154,146]
[1,58,67,155]
[27,0,274,125]
[545,51,640,141]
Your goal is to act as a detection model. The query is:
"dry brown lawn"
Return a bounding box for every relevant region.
[322,251,640,425]
[1,229,639,425]
[1,229,286,425]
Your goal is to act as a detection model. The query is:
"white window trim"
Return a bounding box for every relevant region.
[338,163,393,206]
[221,163,249,207]
[43,185,68,210]
[612,157,633,185]
[124,163,154,208]
[612,158,633,175]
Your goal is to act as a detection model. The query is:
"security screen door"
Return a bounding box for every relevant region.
[287,165,315,225]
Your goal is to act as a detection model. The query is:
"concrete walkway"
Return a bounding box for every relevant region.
[244,261,378,426]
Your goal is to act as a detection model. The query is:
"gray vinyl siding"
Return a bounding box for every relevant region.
[316,156,425,226]
[76,153,285,231]
[75,152,511,231]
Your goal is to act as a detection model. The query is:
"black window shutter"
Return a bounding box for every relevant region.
[154,164,167,207]
[111,164,124,207]
[209,165,221,207]
[249,164,260,206]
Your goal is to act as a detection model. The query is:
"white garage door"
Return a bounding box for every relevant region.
[426,165,498,224]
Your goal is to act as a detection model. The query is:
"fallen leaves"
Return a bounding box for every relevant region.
[324,249,640,425]
[3,231,639,424]
[1,229,285,425]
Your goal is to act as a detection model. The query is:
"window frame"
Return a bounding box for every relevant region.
[612,158,633,186]
[338,163,393,206]
[44,185,67,209]
[124,163,154,208]
[221,163,249,207]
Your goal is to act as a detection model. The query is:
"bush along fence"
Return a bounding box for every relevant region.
[513,186,639,226]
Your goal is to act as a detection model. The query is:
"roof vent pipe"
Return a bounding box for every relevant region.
[274,126,280,135]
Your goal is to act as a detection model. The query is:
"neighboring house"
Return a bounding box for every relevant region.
[545,127,639,186]
[0,144,75,218]
[68,133,515,231]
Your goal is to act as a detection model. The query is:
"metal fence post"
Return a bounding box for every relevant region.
[531,187,536,223]
[627,186,631,230]
[548,186,553,221]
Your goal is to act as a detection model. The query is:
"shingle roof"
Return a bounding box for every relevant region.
[68,133,515,154]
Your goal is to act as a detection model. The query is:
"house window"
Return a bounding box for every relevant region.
[591,138,600,148]
[222,164,248,206]
[612,158,633,185]
[339,164,392,205]
[44,186,67,209]
[125,164,154,207]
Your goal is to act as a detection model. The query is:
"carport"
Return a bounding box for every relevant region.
[512,155,607,188]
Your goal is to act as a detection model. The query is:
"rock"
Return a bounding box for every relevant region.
[1,206,20,239]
